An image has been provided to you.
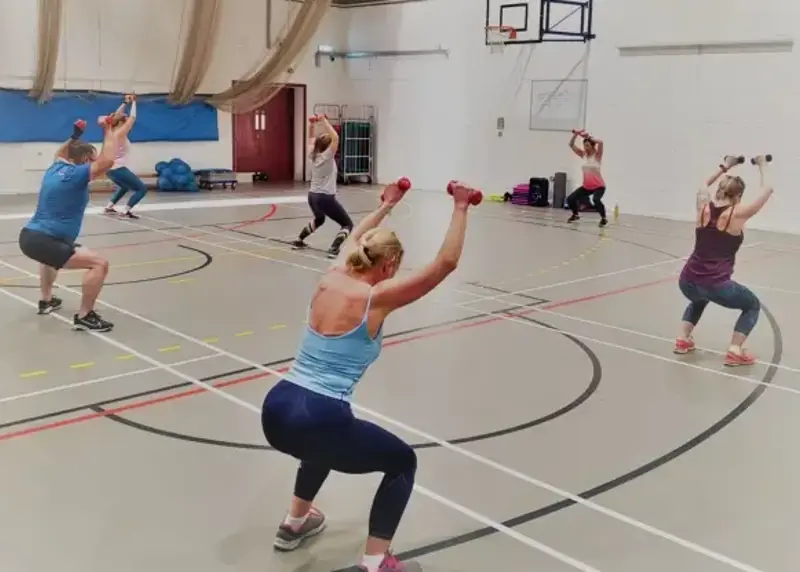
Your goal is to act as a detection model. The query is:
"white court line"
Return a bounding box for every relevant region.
[0,195,308,221]
[0,354,222,405]
[524,305,800,376]
[82,215,770,571]
[122,214,797,397]
[0,266,599,572]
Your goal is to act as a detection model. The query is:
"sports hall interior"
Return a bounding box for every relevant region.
[1,0,799,571]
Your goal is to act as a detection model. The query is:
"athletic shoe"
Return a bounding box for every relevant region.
[599,218,608,227]
[290,240,307,250]
[567,214,580,223]
[326,247,339,259]
[725,350,756,367]
[673,337,696,354]
[103,207,118,215]
[123,211,140,220]
[273,507,327,552]
[73,311,114,332]
[341,553,423,571]
[37,297,63,315]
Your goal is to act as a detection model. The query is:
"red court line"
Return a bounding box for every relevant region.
[0,274,675,443]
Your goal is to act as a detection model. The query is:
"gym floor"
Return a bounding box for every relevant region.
[1,185,799,572]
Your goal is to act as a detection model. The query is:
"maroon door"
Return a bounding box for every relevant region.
[232,88,294,181]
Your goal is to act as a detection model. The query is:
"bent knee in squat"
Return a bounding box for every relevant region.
[65,249,109,273]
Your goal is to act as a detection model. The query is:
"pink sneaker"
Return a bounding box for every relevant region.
[347,553,423,571]
[673,337,696,354]
[725,350,756,367]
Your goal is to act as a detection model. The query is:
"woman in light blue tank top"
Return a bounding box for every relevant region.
[261,180,482,572]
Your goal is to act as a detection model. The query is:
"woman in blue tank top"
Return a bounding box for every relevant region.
[261,181,480,572]
[675,154,774,366]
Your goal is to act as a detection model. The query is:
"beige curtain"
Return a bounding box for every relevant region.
[169,0,223,104]
[30,0,63,102]
[209,0,332,114]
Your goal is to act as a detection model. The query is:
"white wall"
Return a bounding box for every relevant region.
[342,0,589,193]
[0,0,348,193]
[585,0,798,233]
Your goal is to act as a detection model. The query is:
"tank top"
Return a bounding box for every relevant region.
[680,203,744,286]
[582,155,605,190]
[112,138,131,169]
[284,288,383,401]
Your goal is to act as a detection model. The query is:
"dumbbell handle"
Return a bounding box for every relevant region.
[750,154,773,165]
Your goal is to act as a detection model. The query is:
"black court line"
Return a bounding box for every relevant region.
[92,313,599,451]
[2,244,212,288]
[388,305,782,563]
[0,299,549,433]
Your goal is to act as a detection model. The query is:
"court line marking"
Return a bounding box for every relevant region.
[0,270,599,572]
[0,251,765,570]
[1,355,222,405]
[0,195,306,221]
[120,217,793,393]
[528,305,800,376]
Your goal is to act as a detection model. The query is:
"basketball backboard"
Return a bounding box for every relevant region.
[484,0,596,46]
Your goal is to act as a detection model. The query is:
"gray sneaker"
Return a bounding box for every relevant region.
[341,553,423,571]
[273,507,327,552]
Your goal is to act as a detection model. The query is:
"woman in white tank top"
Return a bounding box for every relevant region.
[566,129,608,227]
[102,95,149,219]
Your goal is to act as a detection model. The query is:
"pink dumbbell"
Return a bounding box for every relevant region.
[447,180,483,206]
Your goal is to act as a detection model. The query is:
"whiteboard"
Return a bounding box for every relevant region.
[529,79,588,132]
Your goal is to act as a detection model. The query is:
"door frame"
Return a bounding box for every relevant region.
[230,82,307,182]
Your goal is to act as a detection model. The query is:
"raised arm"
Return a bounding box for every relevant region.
[734,156,774,220]
[114,95,137,137]
[569,129,585,158]
[697,155,742,210]
[590,136,604,161]
[332,180,408,269]
[54,119,86,161]
[318,115,339,154]
[89,119,120,180]
[371,182,479,312]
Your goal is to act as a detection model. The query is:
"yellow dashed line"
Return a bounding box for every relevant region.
[168,278,195,284]
[158,345,181,353]
[116,354,135,360]
[70,362,95,369]
[234,330,255,337]
[269,324,287,330]
[202,337,219,344]
[19,370,47,379]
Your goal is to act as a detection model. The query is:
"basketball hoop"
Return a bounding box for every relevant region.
[486,25,516,53]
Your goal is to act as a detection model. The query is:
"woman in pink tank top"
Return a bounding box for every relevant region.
[674,154,774,366]
[566,129,608,227]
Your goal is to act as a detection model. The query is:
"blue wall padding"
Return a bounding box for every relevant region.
[157,158,199,192]
[0,89,219,143]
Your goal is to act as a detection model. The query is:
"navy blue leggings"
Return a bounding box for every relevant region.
[261,380,417,540]
[107,167,147,208]
[679,278,761,335]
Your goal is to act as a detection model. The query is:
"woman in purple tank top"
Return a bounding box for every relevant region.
[675,154,774,366]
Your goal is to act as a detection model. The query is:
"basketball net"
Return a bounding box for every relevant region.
[486,26,515,54]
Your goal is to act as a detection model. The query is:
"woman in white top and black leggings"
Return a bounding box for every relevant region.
[292,114,354,259]
[566,129,608,227]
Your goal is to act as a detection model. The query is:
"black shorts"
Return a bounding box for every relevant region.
[18,228,76,270]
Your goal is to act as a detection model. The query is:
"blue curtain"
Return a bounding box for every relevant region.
[0,89,219,143]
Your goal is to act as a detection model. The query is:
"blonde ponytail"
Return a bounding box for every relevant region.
[345,228,404,273]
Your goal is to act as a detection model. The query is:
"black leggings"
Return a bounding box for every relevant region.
[309,192,353,230]
[567,186,607,218]
[262,380,417,540]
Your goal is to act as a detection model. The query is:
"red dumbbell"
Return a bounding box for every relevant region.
[381,177,412,202]
[447,180,483,206]
[74,119,87,131]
